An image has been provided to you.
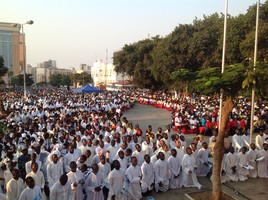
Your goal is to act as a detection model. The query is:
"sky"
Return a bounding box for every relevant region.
[1,0,264,69]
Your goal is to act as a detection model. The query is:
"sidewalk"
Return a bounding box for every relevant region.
[154,177,268,200]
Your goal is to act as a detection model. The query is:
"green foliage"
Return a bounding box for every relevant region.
[11,74,34,86]
[0,56,9,83]
[50,74,63,86]
[71,72,93,87]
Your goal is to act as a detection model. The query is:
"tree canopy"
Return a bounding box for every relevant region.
[113,1,268,93]
[0,56,8,84]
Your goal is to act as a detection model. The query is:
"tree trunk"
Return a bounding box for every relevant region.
[212,97,234,200]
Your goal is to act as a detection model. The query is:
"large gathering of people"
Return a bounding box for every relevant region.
[0,86,267,200]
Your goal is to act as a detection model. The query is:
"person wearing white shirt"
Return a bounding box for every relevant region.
[25,153,42,175]
[132,144,145,167]
[19,176,42,200]
[125,156,142,200]
[47,154,64,188]
[168,149,182,189]
[141,154,154,195]
[154,152,169,192]
[106,140,118,162]
[107,160,126,200]
[6,169,25,200]
[248,143,258,178]
[67,162,84,200]
[256,143,268,178]
[64,145,81,172]
[50,174,72,200]
[255,131,265,150]
[181,147,202,189]
[232,130,243,152]
[98,155,111,200]
[197,142,211,177]
[225,147,239,182]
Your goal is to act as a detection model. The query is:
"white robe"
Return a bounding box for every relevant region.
[225,152,238,182]
[197,148,211,177]
[125,165,142,200]
[141,161,154,193]
[6,178,25,200]
[26,171,45,189]
[18,186,42,200]
[132,150,145,167]
[232,134,243,152]
[154,159,169,192]
[181,154,202,189]
[237,152,249,181]
[67,170,84,200]
[50,181,72,200]
[84,172,104,200]
[107,169,126,200]
[257,149,268,178]
[98,162,111,189]
[47,161,64,187]
[168,155,182,189]
[247,149,258,178]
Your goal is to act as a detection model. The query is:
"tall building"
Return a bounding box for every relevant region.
[0,22,24,82]
[91,59,125,86]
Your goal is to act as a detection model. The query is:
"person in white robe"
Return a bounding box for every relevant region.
[237,147,249,181]
[154,152,169,192]
[47,154,64,188]
[225,147,239,182]
[19,176,42,200]
[117,151,128,172]
[255,131,265,150]
[132,144,145,167]
[232,130,243,152]
[181,147,202,189]
[141,154,154,194]
[64,145,81,172]
[247,143,258,178]
[84,164,104,200]
[107,160,126,200]
[67,161,84,200]
[26,162,45,192]
[6,169,25,200]
[197,142,211,177]
[125,156,142,200]
[256,143,268,178]
[168,149,182,189]
[141,136,153,156]
[50,174,72,200]
[25,153,42,174]
[98,155,111,200]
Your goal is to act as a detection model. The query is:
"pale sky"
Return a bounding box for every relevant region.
[1,0,263,69]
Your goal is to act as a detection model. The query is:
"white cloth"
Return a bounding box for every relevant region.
[181,154,202,189]
[237,152,249,181]
[154,159,169,192]
[67,170,84,200]
[19,186,42,200]
[50,181,72,200]
[248,149,258,178]
[255,135,265,150]
[98,162,111,189]
[232,134,243,152]
[257,149,268,178]
[225,152,239,182]
[26,171,45,189]
[132,150,145,167]
[107,168,126,200]
[197,148,211,177]
[6,178,25,200]
[47,161,64,187]
[141,161,154,193]
[64,152,81,172]
[84,172,104,200]
[125,165,142,200]
[25,160,42,175]
[168,155,182,189]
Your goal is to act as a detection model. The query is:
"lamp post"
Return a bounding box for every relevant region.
[14,20,33,98]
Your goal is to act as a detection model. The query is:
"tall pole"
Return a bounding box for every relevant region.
[22,25,27,99]
[218,0,228,131]
[250,0,260,144]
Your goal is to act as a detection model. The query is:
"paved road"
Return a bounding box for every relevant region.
[122,103,268,200]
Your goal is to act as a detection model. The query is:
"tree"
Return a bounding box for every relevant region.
[10,74,34,86]
[0,56,8,84]
[50,74,63,86]
[61,74,72,86]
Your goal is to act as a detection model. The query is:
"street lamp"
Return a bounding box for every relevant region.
[13,20,33,98]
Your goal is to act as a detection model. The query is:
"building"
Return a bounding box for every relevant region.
[0,22,24,83]
[91,59,125,87]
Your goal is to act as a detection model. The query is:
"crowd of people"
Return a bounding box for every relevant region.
[0,87,267,200]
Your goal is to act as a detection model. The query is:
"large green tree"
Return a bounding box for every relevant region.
[11,74,34,86]
[0,56,8,84]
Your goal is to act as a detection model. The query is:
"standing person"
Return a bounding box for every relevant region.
[67,161,84,200]
[225,146,239,182]
[154,152,169,192]
[125,156,142,200]
[181,147,202,189]
[168,149,182,189]
[84,164,104,200]
[197,142,211,177]
[17,146,31,180]
[255,131,265,150]
[248,143,258,178]
[107,160,126,200]
[98,155,111,200]
[26,162,45,193]
[47,154,64,188]
[50,174,72,200]
[6,169,25,200]
[141,154,154,195]
[256,143,268,178]
[19,176,42,200]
